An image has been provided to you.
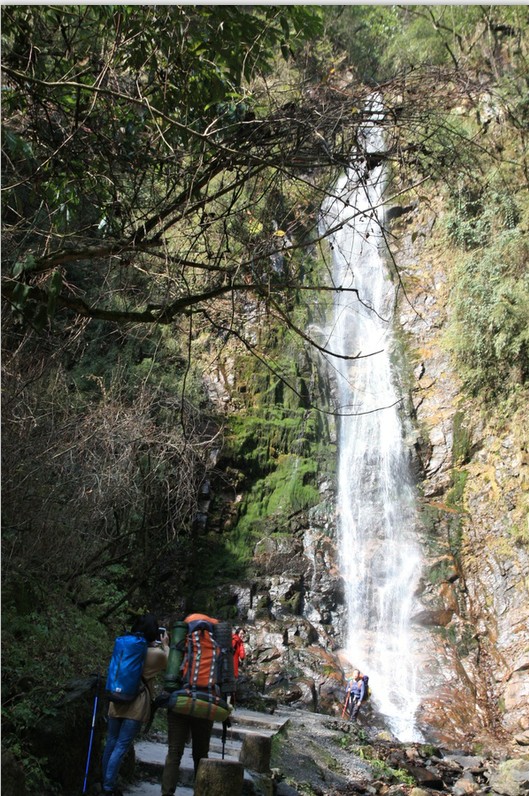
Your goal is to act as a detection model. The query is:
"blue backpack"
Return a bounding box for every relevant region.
[360,674,370,701]
[105,634,148,702]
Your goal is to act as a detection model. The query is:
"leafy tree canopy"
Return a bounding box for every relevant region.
[2,5,347,333]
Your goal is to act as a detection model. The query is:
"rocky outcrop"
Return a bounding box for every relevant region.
[270,706,529,796]
[394,197,529,748]
[487,759,529,796]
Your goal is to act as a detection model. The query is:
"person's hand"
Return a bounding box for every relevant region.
[161,631,170,648]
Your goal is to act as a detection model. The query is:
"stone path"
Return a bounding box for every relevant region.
[123,707,290,795]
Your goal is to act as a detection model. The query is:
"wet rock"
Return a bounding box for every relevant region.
[453,775,480,796]
[411,608,454,626]
[443,755,486,771]
[267,680,304,704]
[404,764,446,789]
[258,646,282,664]
[276,782,303,795]
[487,759,529,796]
[292,677,317,709]
[386,786,410,796]
[385,204,416,223]
[514,731,529,746]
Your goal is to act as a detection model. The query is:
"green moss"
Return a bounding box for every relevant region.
[434,622,477,658]
[427,559,456,585]
[452,411,473,466]
[370,759,416,785]
[508,523,529,545]
[217,326,334,571]
[447,469,468,509]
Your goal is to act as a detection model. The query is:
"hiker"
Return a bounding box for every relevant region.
[161,709,214,793]
[232,628,246,677]
[161,613,219,795]
[231,627,246,705]
[346,669,366,721]
[102,614,169,796]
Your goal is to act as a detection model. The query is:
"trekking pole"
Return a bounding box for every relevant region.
[221,718,230,760]
[341,682,351,719]
[82,673,100,794]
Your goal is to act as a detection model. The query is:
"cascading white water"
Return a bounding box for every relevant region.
[322,111,424,741]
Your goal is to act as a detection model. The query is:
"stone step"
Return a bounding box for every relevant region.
[124,782,193,796]
[228,707,290,734]
[135,740,253,789]
[136,738,242,769]
[127,707,289,795]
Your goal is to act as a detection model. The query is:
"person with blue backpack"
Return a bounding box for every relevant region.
[345,669,368,721]
[102,613,169,796]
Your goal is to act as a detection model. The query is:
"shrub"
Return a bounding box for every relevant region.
[446,229,529,398]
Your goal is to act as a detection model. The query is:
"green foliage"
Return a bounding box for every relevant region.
[326,6,529,79]
[452,412,473,466]
[446,186,521,250]
[370,758,416,785]
[2,4,327,331]
[427,559,457,585]
[446,228,529,398]
[210,328,333,575]
[445,469,467,558]
[380,6,483,72]
[509,525,529,545]
[336,736,415,784]
[435,621,478,659]
[237,453,320,536]
[324,6,403,80]
[1,590,115,792]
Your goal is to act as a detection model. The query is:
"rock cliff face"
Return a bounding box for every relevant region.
[209,197,527,753]
[391,198,529,748]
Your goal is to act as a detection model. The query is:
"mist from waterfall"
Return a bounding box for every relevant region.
[322,116,424,741]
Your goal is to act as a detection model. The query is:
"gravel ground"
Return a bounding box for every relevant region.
[271,707,383,795]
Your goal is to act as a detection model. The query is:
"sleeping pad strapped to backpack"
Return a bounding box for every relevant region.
[167,613,234,722]
[164,621,188,692]
[105,633,148,702]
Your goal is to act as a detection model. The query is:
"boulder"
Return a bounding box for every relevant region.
[404,764,446,790]
[488,759,529,796]
[453,776,480,796]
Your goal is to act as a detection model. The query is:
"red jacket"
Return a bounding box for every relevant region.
[232,633,246,678]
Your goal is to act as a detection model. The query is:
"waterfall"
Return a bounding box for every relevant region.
[322,113,424,741]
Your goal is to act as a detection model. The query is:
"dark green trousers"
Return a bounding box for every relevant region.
[161,710,213,795]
